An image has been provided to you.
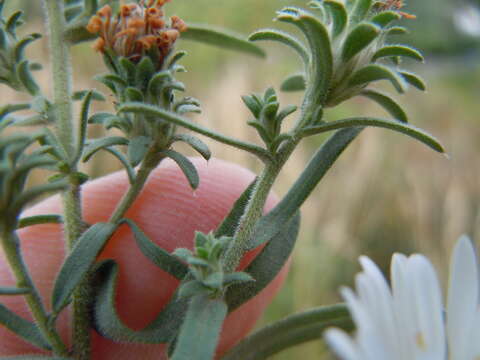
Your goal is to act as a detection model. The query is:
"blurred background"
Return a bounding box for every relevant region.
[5,0,480,358]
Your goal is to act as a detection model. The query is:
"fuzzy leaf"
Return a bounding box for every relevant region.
[124,87,144,102]
[72,90,105,102]
[14,33,41,62]
[75,90,93,163]
[277,8,333,104]
[400,71,426,91]
[360,89,408,123]
[250,128,362,248]
[11,181,68,216]
[324,0,348,37]
[102,147,136,185]
[0,287,30,295]
[17,60,39,95]
[178,280,208,299]
[342,22,380,63]
[83,137,128,162]
[301,117,444,153]
[371,10,401,27]
[127,136,151,167]
[17,214,62,229]
[92,260,188,343]
[276,105,298,123]
[0,303,51,350]
[241,95,262,118]
[135,57,155,88]
[172,134,211,160]
[223,272,254,287]
[226,212,300,311]
[171,294,228,360]
[372,45,424,62]
[349,64,407,93]
[249,29,309,64]
[350,0,372,24]
[387,26,408,35]
[121,219,188,279]
[182,23,266,58]
[52,223,118,313]
[162,150,199,189]
[280,74,306,92]
[147,71,171,95]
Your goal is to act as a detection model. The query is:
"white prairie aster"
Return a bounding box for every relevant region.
[325,236,480,360]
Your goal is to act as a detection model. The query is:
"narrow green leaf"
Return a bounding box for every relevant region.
[162,150,199,189]
[349,64,407,93]
[147,71,171,96]
[360,89,408,123]
[251,128,362,248]
[168,51,187,69]
[372,45,424,62]
[173,134,211,160]
[277,8,333,104]
[14,33,41,62]
[215,178,258,238]
[124,87,144,102]
[0,287,30,295]
[350,0,372,24]
[227,212,300,310]
[176,104,201,115]
[249,29,309,64]
[182,23,266,58]
[241,95,262,118]
[223,272,254,287]
[17,214,62,229]
[400,71,426,91]
[82,136,128,162]
[92,260,188,343]
[300,117,444,153]
[387,26,408,35]
[371,10,401,27]
[171,294,228,360]
[342,22,380,63]
[0,303,51,350]
[121,219,188,279]
[118,57,136,84]
[52,223,118,313]
[280,73,306,92]
[127,136,152,167]
[324,0,348,37]
[72,90,105,102]
[75,90,93,164]
[6,11,23,35]
[17,60,40,96]
[11,181,68,216]
[178,280,208,299]
[223,304,353,360]
[276,105,298,123]
[102,147,136,185]
[135,57,155,88]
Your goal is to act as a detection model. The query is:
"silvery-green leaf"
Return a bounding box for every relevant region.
[127,136,151,167]
[172,134,211,160]
[17,214,62,229]
[121,219,188,279]
[280,74,306,92]
[162,150,199,190]
[371,11,401,27]
[52,223,118,313]
[342,22,380,63]
[324,0,348,37]
[360,89,408,123]
[372,45,424,62]
[171,294,228,360]
[350,0,372,24]
[82,137,128,162]
[0,287,30,295]
[182,23,266,58]
[400,71,426,91]
[17,60,39,96]
[249,29,309,64]
[349,64,407,93]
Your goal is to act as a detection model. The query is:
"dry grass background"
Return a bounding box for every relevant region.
[3,0,480,358]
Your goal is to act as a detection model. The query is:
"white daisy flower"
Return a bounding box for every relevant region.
[324,236,480,360]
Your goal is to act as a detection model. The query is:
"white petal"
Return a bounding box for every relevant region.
[324,328,362,360]
[407,255,445,359]
[447,236,479,360]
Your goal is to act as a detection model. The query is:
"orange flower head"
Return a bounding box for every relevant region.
[374,0,416,19]
[86,0,187,69]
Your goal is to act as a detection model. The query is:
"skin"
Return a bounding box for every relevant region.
[0,157,289,359]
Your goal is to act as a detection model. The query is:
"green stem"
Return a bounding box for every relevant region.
[0,231,69,355]
[109,150,164,224]
[223,304,353,360]
[43,1,88,357]
[222,139,296,273]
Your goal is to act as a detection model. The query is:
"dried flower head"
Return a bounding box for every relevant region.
[86,0,187,68]
[373,0,416,19]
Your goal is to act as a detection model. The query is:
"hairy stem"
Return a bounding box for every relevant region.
[110,150,164,224]
[223,139,298,273]
[43,1,88,357]
[1,231,69,355]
